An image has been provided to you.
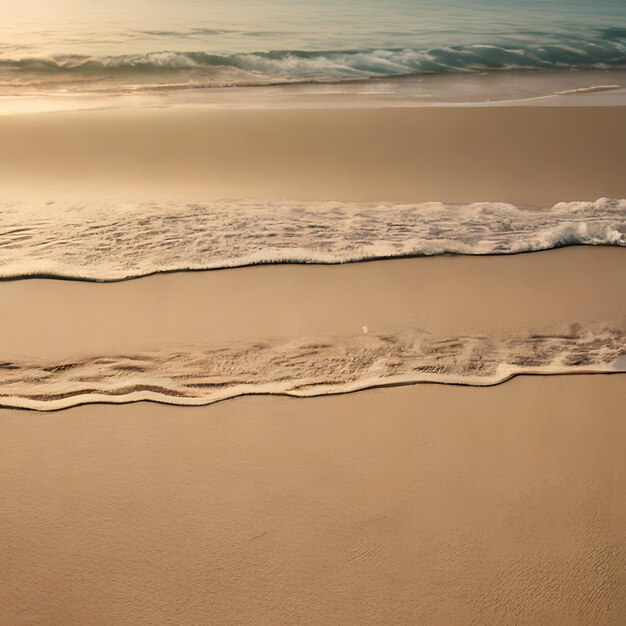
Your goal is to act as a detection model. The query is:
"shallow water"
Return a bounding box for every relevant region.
[2,0,625,94]
[0,197,623,281]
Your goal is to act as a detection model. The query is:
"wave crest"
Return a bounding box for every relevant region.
[1,34,625,91]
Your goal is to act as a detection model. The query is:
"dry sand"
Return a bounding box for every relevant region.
[1,376,625,625]
[1,106,625,204]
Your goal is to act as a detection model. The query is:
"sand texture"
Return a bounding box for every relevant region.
[1,376,625,625]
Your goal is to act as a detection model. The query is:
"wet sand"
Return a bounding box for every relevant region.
[1,376,625,625]
[0,247,623,362]
[1,106,625,204]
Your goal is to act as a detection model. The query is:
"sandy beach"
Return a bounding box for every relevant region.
[0,99,624,622]
[1,376,625,625]
[3,0,626,620]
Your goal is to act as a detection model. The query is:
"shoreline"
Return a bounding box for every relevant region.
[0,247,622,411]
[0,242,622,284]
[2,69,626,116]
[2,370,625,414]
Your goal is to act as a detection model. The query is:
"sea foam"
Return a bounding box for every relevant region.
[1,325,623,411]
[0,198,623,281]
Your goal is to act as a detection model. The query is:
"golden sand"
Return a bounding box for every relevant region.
[1,106,625,204]
[0,103,624,623]
[1,376,625,624]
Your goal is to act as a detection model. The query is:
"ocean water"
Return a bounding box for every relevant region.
[1,0,625,95]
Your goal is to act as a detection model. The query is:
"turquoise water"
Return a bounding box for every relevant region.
[1,0,625,92]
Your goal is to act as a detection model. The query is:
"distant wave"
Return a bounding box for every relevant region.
[1,27,625,91]
[1,326,623,411]
[0,198,623,282]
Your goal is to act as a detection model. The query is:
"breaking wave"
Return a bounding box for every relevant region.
[1,325,624,411]
[0,198,623,282]
[1,29,625,92]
